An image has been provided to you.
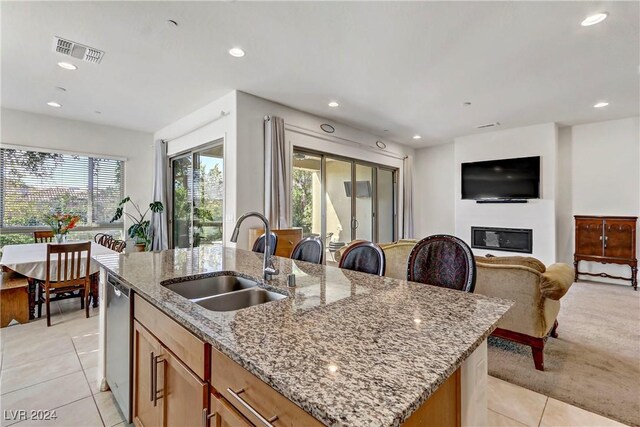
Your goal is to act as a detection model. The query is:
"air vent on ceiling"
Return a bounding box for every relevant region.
[476,122,501,129]
[53,37,104,64]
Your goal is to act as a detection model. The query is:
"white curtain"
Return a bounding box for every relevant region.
[149,140,169,250]
[264,116,290,228]
[403,155,414,238]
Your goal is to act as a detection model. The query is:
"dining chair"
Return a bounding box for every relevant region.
[94,233,114,248]
[37,242,92,326]
[291,237,324,264]
[33,230,55,243]
[338,241,385,276]
[407,234,476,293]
[252,233,278,256]
[109,239,126,253]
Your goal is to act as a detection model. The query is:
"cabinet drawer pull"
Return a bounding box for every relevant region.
[151,353,164,407]
[202,408,216,427]
[227,388,279,426]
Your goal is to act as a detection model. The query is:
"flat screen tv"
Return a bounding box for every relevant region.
[344,181,372,198]
[461,156,540,200]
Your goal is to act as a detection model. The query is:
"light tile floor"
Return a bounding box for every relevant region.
[0,300,629,427]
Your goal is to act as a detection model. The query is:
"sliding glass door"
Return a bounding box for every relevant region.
[170,140,224,248]
[292,148,398,260]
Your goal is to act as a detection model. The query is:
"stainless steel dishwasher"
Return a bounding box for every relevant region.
[106,273,132,423]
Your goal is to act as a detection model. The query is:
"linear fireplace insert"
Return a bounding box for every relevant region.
[471,227,533,254]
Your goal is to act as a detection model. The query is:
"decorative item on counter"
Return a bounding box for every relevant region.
[44,212,80,243]
[110,196,164,252]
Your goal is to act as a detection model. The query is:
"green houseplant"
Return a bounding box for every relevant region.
[110,197,164,251]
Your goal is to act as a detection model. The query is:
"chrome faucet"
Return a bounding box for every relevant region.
[230,211,279,280]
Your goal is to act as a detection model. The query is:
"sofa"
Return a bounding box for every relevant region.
[474,256,574,371]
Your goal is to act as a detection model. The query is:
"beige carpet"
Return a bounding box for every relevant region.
[488,281,640,427]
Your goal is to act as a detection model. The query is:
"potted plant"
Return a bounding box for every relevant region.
[110,197,164,251]
[44,212,81,243]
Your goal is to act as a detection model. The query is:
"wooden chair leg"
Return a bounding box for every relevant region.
[85,285,90,318]
[45,287,51,327]
[550,320,559,338]
[80,290,85,309]
[37,282,43,319]
[531,338,545,371]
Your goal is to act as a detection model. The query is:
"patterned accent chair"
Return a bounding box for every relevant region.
[252,233,278,256]
[407,235,476,293]
[338,241,385,276]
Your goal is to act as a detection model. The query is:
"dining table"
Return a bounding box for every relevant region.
[0,241,117,319]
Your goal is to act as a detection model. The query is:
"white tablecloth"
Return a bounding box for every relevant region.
[0,242,116,281]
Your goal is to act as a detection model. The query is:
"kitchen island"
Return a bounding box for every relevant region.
[95,245,511,427]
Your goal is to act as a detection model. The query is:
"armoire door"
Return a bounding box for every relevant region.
[604,219,635,259]
[575,218,604,256]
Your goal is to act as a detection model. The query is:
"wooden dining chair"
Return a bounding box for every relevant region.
[38,242,92,326]
[109,239,126,253]
[34,230,55,243]
[94,233,114,248]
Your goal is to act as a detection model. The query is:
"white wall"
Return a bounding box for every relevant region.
[454,123,558,266]
[1,108,154,235]
[154,91,237,246]
[558,117,640,284]
[235,92,414,248]
[413,143,455,238]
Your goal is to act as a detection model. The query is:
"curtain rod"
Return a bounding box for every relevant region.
[284,123,408,161]
[163,110,230,143]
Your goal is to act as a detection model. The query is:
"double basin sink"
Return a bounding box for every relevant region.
[163,275,286,312]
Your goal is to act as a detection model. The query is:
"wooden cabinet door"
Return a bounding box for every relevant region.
[604,219,635,259]
[133,321,164,427]
[575,218,604,256]
[209,394,252,427]
[163,348,208,427]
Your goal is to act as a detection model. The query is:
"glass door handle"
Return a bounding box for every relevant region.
[351,218,359,229]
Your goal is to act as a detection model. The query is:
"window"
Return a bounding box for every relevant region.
[0,147,124,246]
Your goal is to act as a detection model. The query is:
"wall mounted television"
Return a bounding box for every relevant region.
[461,156,540,201]
[344,181,372,198]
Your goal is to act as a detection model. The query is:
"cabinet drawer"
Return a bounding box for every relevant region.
[134,294,208,380]
[210,349,323,427]
[210,394,252,427]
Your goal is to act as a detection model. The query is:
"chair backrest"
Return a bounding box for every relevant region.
[110,239,127,253]
[94,233,114,247]
[338,241,385,276]
[407,234,476,292]
[252,233,278,256]
[34,230,54,243]
[45,242,92,288]
[291,237,323,264]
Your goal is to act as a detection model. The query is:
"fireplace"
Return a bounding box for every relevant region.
[471,227,533,254]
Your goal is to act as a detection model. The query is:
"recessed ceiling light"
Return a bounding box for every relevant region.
[47,101,62,108]
[328,101,339,108]
[57,61,77,70]
[581,12,608,26]
[412,135,422,140]
[167,19,178,27]
[228,47,245,58]
[593,101,609,108]
[55,86,66,92]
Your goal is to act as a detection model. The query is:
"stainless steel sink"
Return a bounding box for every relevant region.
[163,275,258,301]
[162,274,286,311]
[196,288,287,312]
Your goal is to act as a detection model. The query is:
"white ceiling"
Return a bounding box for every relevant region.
[2,1,638,147]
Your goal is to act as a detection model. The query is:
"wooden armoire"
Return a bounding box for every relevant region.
[574,215,638,290]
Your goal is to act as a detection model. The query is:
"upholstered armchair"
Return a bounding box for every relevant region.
[474,256,574,371]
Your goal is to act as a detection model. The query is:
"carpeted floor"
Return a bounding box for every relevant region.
[488,280,640,427]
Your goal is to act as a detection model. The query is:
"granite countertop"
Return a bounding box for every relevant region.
[95,245,511,427]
